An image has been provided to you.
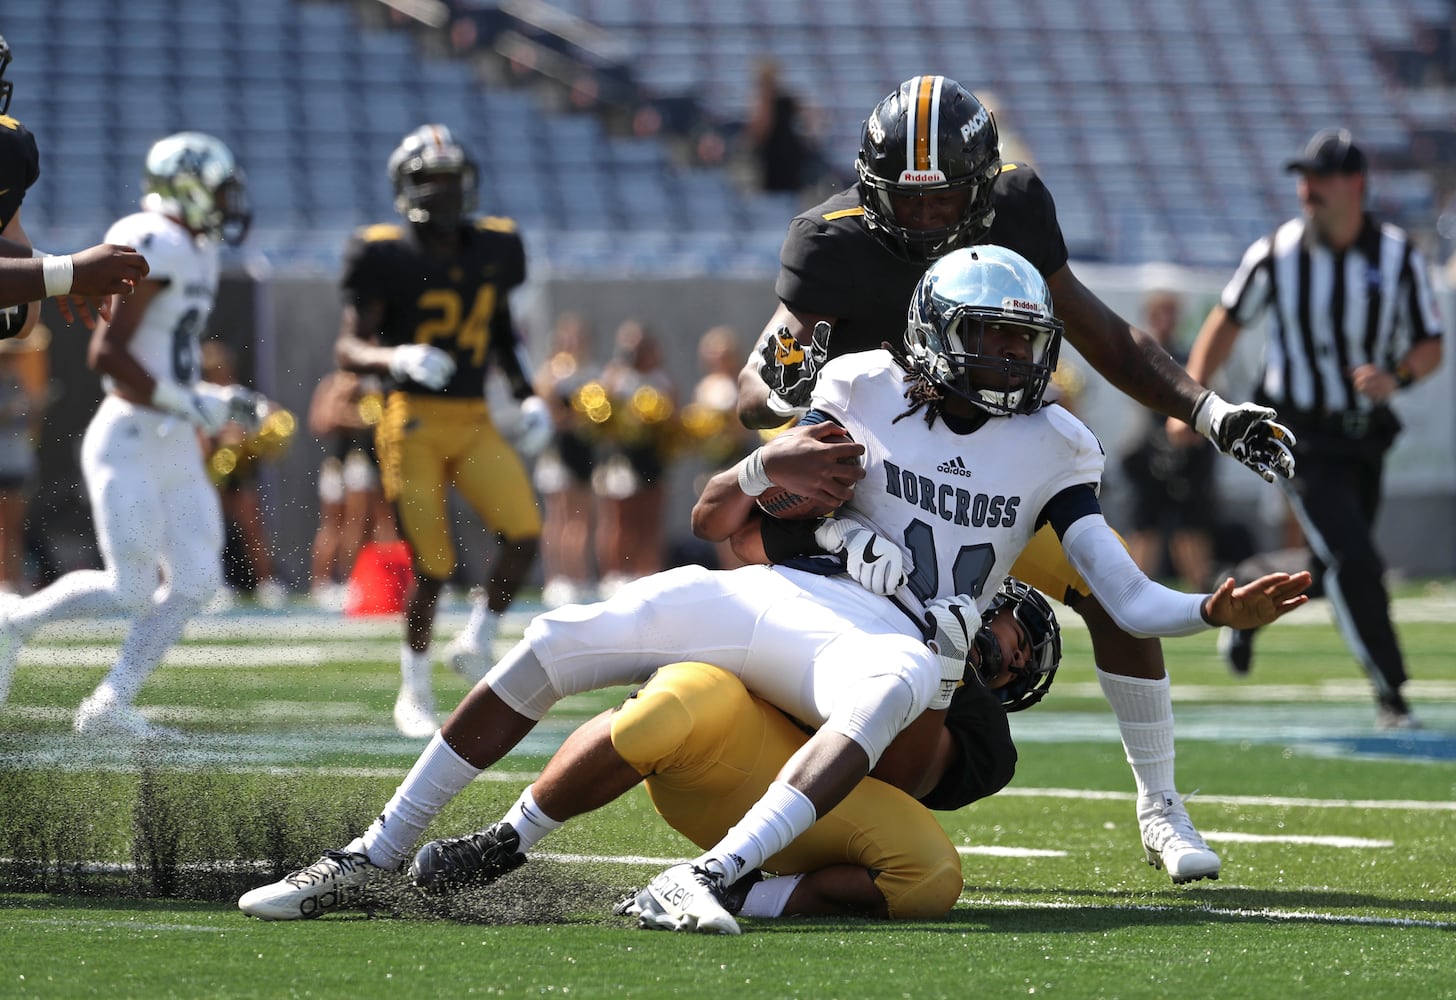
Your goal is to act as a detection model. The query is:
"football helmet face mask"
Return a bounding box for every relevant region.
[972,578,1061,712]
[388,124,478,232]
[856,76,1001,263]
[905,245,1063,415]
[142,132,251,245]
[0,34,14,116]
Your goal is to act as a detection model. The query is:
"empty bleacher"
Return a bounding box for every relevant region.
[4,0,1450,273]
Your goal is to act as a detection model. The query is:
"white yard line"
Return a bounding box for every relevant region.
[957,896,1456,930]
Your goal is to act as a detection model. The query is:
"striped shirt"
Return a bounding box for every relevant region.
[1220,215,1444,414]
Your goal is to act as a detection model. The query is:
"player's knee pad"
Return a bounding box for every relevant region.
[823,674,917,768]
[481,641,559,720]
[610,663,751,776]
[878,852,964,921]
[108,562,162,614]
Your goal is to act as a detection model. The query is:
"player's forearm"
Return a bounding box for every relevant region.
[0,258,46,308]
[736,360,782,429]
[691,465,760,542]
[334,336,395,375]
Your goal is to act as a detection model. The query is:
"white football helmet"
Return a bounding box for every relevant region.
[905,245,1062,415]
[142,132,251,245]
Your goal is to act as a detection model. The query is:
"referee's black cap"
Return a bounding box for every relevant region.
[1285,128,1367,176]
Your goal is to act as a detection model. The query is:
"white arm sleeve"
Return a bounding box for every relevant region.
[1061,514,1209,638]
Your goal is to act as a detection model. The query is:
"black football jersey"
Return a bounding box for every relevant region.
[341,217,528,397]
[0,113,40,231]
[775,162,1069,358]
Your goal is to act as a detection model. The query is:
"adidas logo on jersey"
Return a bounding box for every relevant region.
[936,456,974,478]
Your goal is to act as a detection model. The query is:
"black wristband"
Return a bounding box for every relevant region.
[1395,367,1416,389]
[759,516,825,563]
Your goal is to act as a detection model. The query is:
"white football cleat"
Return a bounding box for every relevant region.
[255,578,289,610]
[239,840,384,920]
[393,683,437,739]
[74,692,184,742]
[441,634,490,684]
[1140,791,1221,884]
[635,862,740,935]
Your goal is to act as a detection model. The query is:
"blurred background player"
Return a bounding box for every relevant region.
[0,33,148,330]
[335,124,551,738]
[200,339,294,610]
[306,368,394,610]
[592,320,676,596]
[532,311,599,609]
[0,132,257,733]
[1118,289,1216,588]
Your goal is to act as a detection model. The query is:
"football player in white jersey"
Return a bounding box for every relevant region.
[0,132,258,737]
[239,246,1310,928]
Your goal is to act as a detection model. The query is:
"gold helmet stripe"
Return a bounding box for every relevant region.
[912,75,939,171]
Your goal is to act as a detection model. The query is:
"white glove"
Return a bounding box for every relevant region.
[924,595,981,710]
[813,518,906,596]
[151,380,232,435]
[198,382,266,432]
[512,395,553,457]
[390,343,456,390]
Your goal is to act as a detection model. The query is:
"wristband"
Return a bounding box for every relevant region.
[1394,367,1416,389]
[736,448,774,497]
[41,254,75,298]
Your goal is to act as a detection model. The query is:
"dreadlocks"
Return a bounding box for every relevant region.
[883,340,947,428]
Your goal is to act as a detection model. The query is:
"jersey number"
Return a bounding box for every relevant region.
[414,287,496,367]
[902,518,997,602]
[171,308,203,383]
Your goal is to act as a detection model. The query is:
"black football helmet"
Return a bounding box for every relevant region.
[388,124,478,230]
[142,132,251,245]
[856,75,1001,263]
[905,245,1062,415]
[972,578,1061,712]
[0,34,14,116]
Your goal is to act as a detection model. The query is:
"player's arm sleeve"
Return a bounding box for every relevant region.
[1005,165,1070,277]
[1061,513,1207,637]
[775,219,857,317]
[339,232,385,309]
[917,679,1017,811]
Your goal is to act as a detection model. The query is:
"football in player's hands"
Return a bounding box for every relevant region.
[755,424,861,520]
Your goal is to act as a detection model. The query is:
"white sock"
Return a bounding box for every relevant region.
[401,646,432,689]
[501,786,563,853]
[463,598,499,651]
[361,732,482,869]
[698,781,817,886]
[1097,670,1177,800]
[737,873,806,918]
[103,589,203,704]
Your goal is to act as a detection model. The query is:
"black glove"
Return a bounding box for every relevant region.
[758,321,831,416]
[1192,391,1296,483]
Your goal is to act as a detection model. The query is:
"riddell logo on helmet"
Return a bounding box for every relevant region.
[898,170,947,184]
[1003,297,1048,316]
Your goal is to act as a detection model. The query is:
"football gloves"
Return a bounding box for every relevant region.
[1192,390,1296,483]
[813,518,907,596]
[924,594,981,711]
[758,321,831,418]
[390,343,456,390]
[152,381,261,436]
[512,395,554,457]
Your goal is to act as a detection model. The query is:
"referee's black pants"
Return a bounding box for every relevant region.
[1233,419,1407,706]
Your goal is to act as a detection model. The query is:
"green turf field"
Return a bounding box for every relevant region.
[2,590,1453,999]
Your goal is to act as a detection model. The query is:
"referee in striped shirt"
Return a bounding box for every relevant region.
[1180,128,1444,730]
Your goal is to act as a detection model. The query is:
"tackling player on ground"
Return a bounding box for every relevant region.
[738,76,1297,883]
